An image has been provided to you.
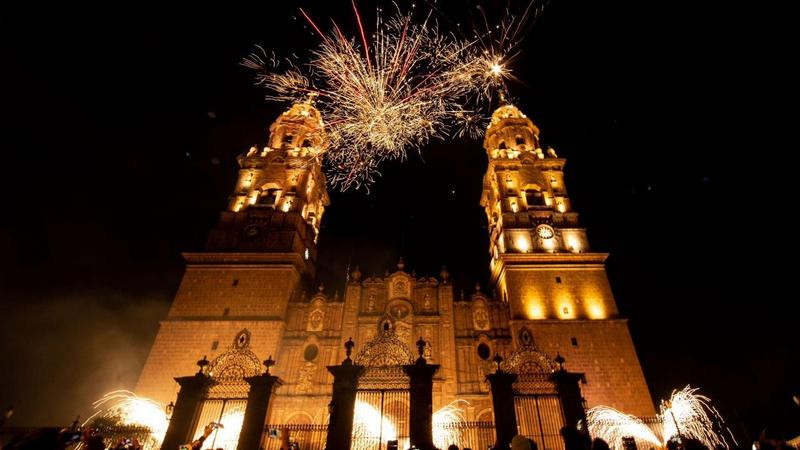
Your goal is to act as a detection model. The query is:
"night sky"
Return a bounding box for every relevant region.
[1,0,795,442]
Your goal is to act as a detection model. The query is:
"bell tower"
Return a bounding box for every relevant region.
[480,98,655,416]
[206,95,330,277]
[134,97,330,406]
[481,98,594,316]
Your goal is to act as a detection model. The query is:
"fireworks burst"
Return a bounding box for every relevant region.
[352,399,400,449]
[586,406,662,450]
[588,385,737,450]
[244,1,542,190]
[84,390,168,449]
[432,399,470,449]
[661,386,737,449]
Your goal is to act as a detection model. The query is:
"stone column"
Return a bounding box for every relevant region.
[325,338,364,450]
[161,357,216,450]
[551,354,587,429]
[403,338,440,450]
[486,355,518,450]
[553,370,587,428]
[552,355,590,450]
[237,356,282,450]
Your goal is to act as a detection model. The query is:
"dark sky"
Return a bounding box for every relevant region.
[1,0,795,442]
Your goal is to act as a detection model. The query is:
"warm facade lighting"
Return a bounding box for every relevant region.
[526,301,545,319]
[515,235,531,253]
[587,302,606,319]
[558,301,575,319]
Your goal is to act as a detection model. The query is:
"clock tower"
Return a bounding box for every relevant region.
[135,96,330,405]
[481,99,655,416]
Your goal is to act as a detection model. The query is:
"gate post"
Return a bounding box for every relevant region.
[237,356,283,450]
[403,338,440,450]
[486,355,518,450]
[161,356,216,450]
[325,338,364,450]
[551,355,587,428]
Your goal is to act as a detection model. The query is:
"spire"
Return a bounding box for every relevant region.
[498,88,509,106]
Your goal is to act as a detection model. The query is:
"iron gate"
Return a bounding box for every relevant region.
[351,330,415,450]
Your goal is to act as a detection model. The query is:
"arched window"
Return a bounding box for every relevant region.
[498,141,507,150]
[515,135,525,146]
[260,188,280,206]
[525,188,545,207]
[301,139,312,147]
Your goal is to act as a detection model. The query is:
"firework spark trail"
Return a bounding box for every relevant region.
[432,399,470,449]
[588,386,737,450]
[84,390,168,448]
[587,406,662,450]
[243,2,536,190]
[661,386,737,449]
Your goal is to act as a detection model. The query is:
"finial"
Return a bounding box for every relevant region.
[318,283,324,293]
[439,266,450,282]
[344,337,355,360]
[351,265,362,282]
[498,89,508,105]
[475,282,481,293]
[305,91,318,105]
[547,146,558,158]
[397,257,405,271]
[555,353,566,371]
[492,353,504,372]
[263,355,275,374]
[416,337,426,360]
[196,355,210,375]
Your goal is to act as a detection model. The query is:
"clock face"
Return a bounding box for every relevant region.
[536,224,555,240]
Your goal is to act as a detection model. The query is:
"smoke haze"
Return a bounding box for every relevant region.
[0,292,169,426]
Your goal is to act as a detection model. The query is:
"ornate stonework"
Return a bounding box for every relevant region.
[354,329,415,367]
[208,329,262,381]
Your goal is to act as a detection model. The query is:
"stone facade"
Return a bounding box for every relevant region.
[134,97,655,435]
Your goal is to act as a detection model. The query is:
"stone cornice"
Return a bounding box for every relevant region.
[182,252,306,271]
[499,252,609,265]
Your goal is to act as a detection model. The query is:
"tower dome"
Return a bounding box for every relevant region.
[267,94,328,157]
[484,101,541,160]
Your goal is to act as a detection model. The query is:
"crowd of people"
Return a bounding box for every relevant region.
[1,418,797,450]
[0,421,219,450]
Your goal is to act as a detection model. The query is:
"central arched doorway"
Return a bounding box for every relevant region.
[351,328,414,450]
[192,329,261,450]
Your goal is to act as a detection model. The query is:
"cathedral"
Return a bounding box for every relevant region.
[135,95,655,449]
